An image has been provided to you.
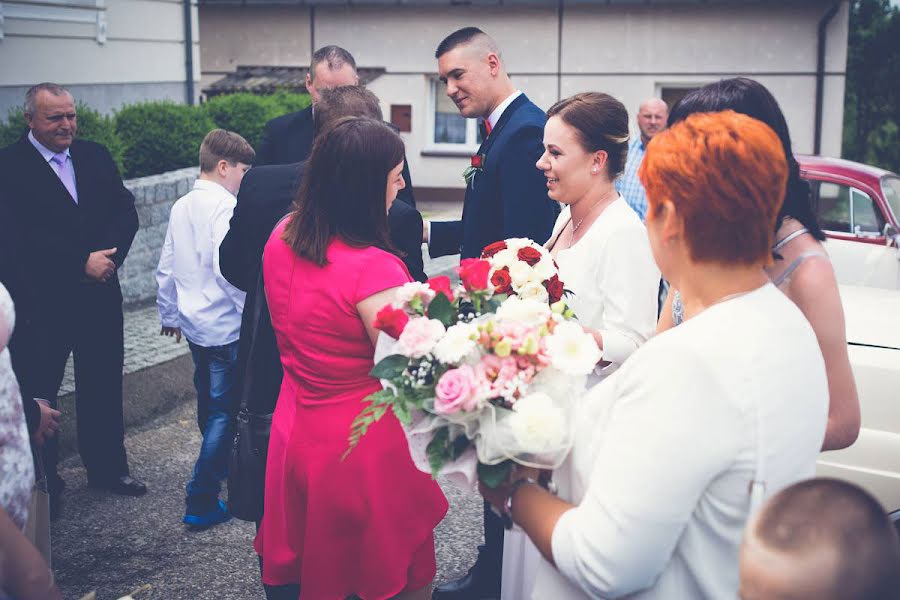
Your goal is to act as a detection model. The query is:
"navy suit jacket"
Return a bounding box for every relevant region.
[429,94,559,259]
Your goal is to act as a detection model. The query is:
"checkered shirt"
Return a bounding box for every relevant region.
[616,137,649,221]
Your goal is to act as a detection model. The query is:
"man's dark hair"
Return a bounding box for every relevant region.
[435,27,486,59]
[668,77,825,243]
[755,478,900,600]
[24,82,70,114]
[313,86,382,137]
[282,117,403,266]
[309,45,357,81]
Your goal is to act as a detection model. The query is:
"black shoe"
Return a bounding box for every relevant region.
[88,475,148,497]
[433,569,499,600]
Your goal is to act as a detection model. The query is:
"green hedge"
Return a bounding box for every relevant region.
[0,91,310,179]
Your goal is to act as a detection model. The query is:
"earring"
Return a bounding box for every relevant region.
[591,167,599,174]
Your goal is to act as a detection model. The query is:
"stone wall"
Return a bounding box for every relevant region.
[118,167,198,305]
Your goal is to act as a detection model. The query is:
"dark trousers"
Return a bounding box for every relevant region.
[482,501,504,589]
[25,282,129,489]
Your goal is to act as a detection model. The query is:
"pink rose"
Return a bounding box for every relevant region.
[373,305,409,339]
[434,365,479,414]
[397,317,446,358]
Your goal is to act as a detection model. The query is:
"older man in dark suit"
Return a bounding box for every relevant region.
[428,27,561,600]
[0,83,145,517]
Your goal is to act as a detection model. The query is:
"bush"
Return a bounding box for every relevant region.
[116,101,215,178]
[0,104,125,175]
[201,91,311,150]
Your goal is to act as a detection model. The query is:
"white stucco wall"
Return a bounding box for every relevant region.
[199,1,849,190]
[0,0,200,116]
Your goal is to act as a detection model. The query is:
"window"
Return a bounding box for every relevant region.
[427,79,482,154]
[815,181,884,236]
[882,177,900,224]
[660,86,701,111]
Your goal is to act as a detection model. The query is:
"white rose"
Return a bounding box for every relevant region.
[517,281,549,304]
[393,281,436,309]
[433,322,479,364]
[532,256,557,281]
[490,248,518,269]
[508,392,567,453]
[504,238,532,252]
[545,321,602,375]
[495,296,552,326]
[508,261,533,288]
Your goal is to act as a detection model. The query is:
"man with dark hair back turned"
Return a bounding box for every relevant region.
[429,27,560,600]
[0,82,144,518]
[740,477,900,600]
[255,45,358,166]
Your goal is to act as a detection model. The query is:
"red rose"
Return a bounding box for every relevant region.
[427,275,454,303]
[491,267,513,294]
[373,305,409,339]
[457,258,492,292]
[471,154,484,169]
[545,275,564,304]
[481,240,508,258]
[517,246,542,266]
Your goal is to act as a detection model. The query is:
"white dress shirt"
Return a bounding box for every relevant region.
[550,197,659,380]
[533,283,829,599]
[156,179,245,347]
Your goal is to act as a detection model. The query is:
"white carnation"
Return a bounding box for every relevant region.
[393,281,436,308]
[545,321,602,375]
[397,317,446,358]
[517,281,549,304]
[508,392,567,453]
[433,322,479,364]
[495,296,552,326]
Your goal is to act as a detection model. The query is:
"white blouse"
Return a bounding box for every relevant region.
[548,197,659,379]
[533,283,829,599]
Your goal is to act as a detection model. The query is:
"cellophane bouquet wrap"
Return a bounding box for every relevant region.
[346,239,601,489]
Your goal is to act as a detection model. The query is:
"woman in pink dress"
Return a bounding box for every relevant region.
[255,117,448,599]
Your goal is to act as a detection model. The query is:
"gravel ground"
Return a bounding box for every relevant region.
[52,400,484,600]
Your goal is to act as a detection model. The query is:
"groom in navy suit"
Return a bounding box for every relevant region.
[427,27,559,262]
[429,27,559,599]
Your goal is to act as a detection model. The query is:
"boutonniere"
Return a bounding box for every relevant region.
[463,153,486,186]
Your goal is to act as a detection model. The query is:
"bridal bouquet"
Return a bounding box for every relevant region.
[481,237,565,304]
[346,244,601,489]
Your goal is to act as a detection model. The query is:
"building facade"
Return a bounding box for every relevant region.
[0,0,201,116]
[199,0,849,202]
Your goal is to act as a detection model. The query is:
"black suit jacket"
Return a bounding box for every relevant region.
[430,94,559,259]
[0,135,138,431]
[256,107,417,207]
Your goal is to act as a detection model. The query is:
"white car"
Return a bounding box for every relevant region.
[816,284,900,528]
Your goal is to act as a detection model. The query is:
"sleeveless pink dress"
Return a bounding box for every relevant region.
[254,222,448,599]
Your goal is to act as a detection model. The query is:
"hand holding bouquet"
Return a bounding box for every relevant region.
[346,239,601,489]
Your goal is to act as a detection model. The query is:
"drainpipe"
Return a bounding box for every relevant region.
[556,0,563,102]
[814,1,841,155]
[184,0,195,105]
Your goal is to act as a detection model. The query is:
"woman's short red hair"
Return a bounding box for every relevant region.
[639,110,788,265]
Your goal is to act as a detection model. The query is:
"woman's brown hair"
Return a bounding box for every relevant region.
[546,92,630,178]
[282,117,405,266]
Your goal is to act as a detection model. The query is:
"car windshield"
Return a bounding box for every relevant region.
[883,176,900,222]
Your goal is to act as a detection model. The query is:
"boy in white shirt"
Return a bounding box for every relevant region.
[156,129,254,527]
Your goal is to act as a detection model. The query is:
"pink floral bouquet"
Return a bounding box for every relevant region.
[346,243,601,489]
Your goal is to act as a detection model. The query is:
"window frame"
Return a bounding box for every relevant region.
[422,77,480,157]
[810,176,888,243]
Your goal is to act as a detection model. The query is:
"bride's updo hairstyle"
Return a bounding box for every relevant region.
[282,116,404,266]
[546,92,629,179]
[639,110,788,266]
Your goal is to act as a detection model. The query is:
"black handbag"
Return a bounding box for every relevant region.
[227,233,281,522]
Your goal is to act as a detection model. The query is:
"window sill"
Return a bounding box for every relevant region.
[421,146,480,158]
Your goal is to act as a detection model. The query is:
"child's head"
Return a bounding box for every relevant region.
[198,128,255,195]
[739,478,900,600]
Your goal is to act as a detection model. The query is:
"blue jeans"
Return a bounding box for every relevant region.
[186,340,240,515]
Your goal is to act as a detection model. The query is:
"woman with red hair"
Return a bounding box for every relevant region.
[479,110,829,599]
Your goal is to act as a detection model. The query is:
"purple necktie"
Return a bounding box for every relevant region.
[51,153,78,204]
